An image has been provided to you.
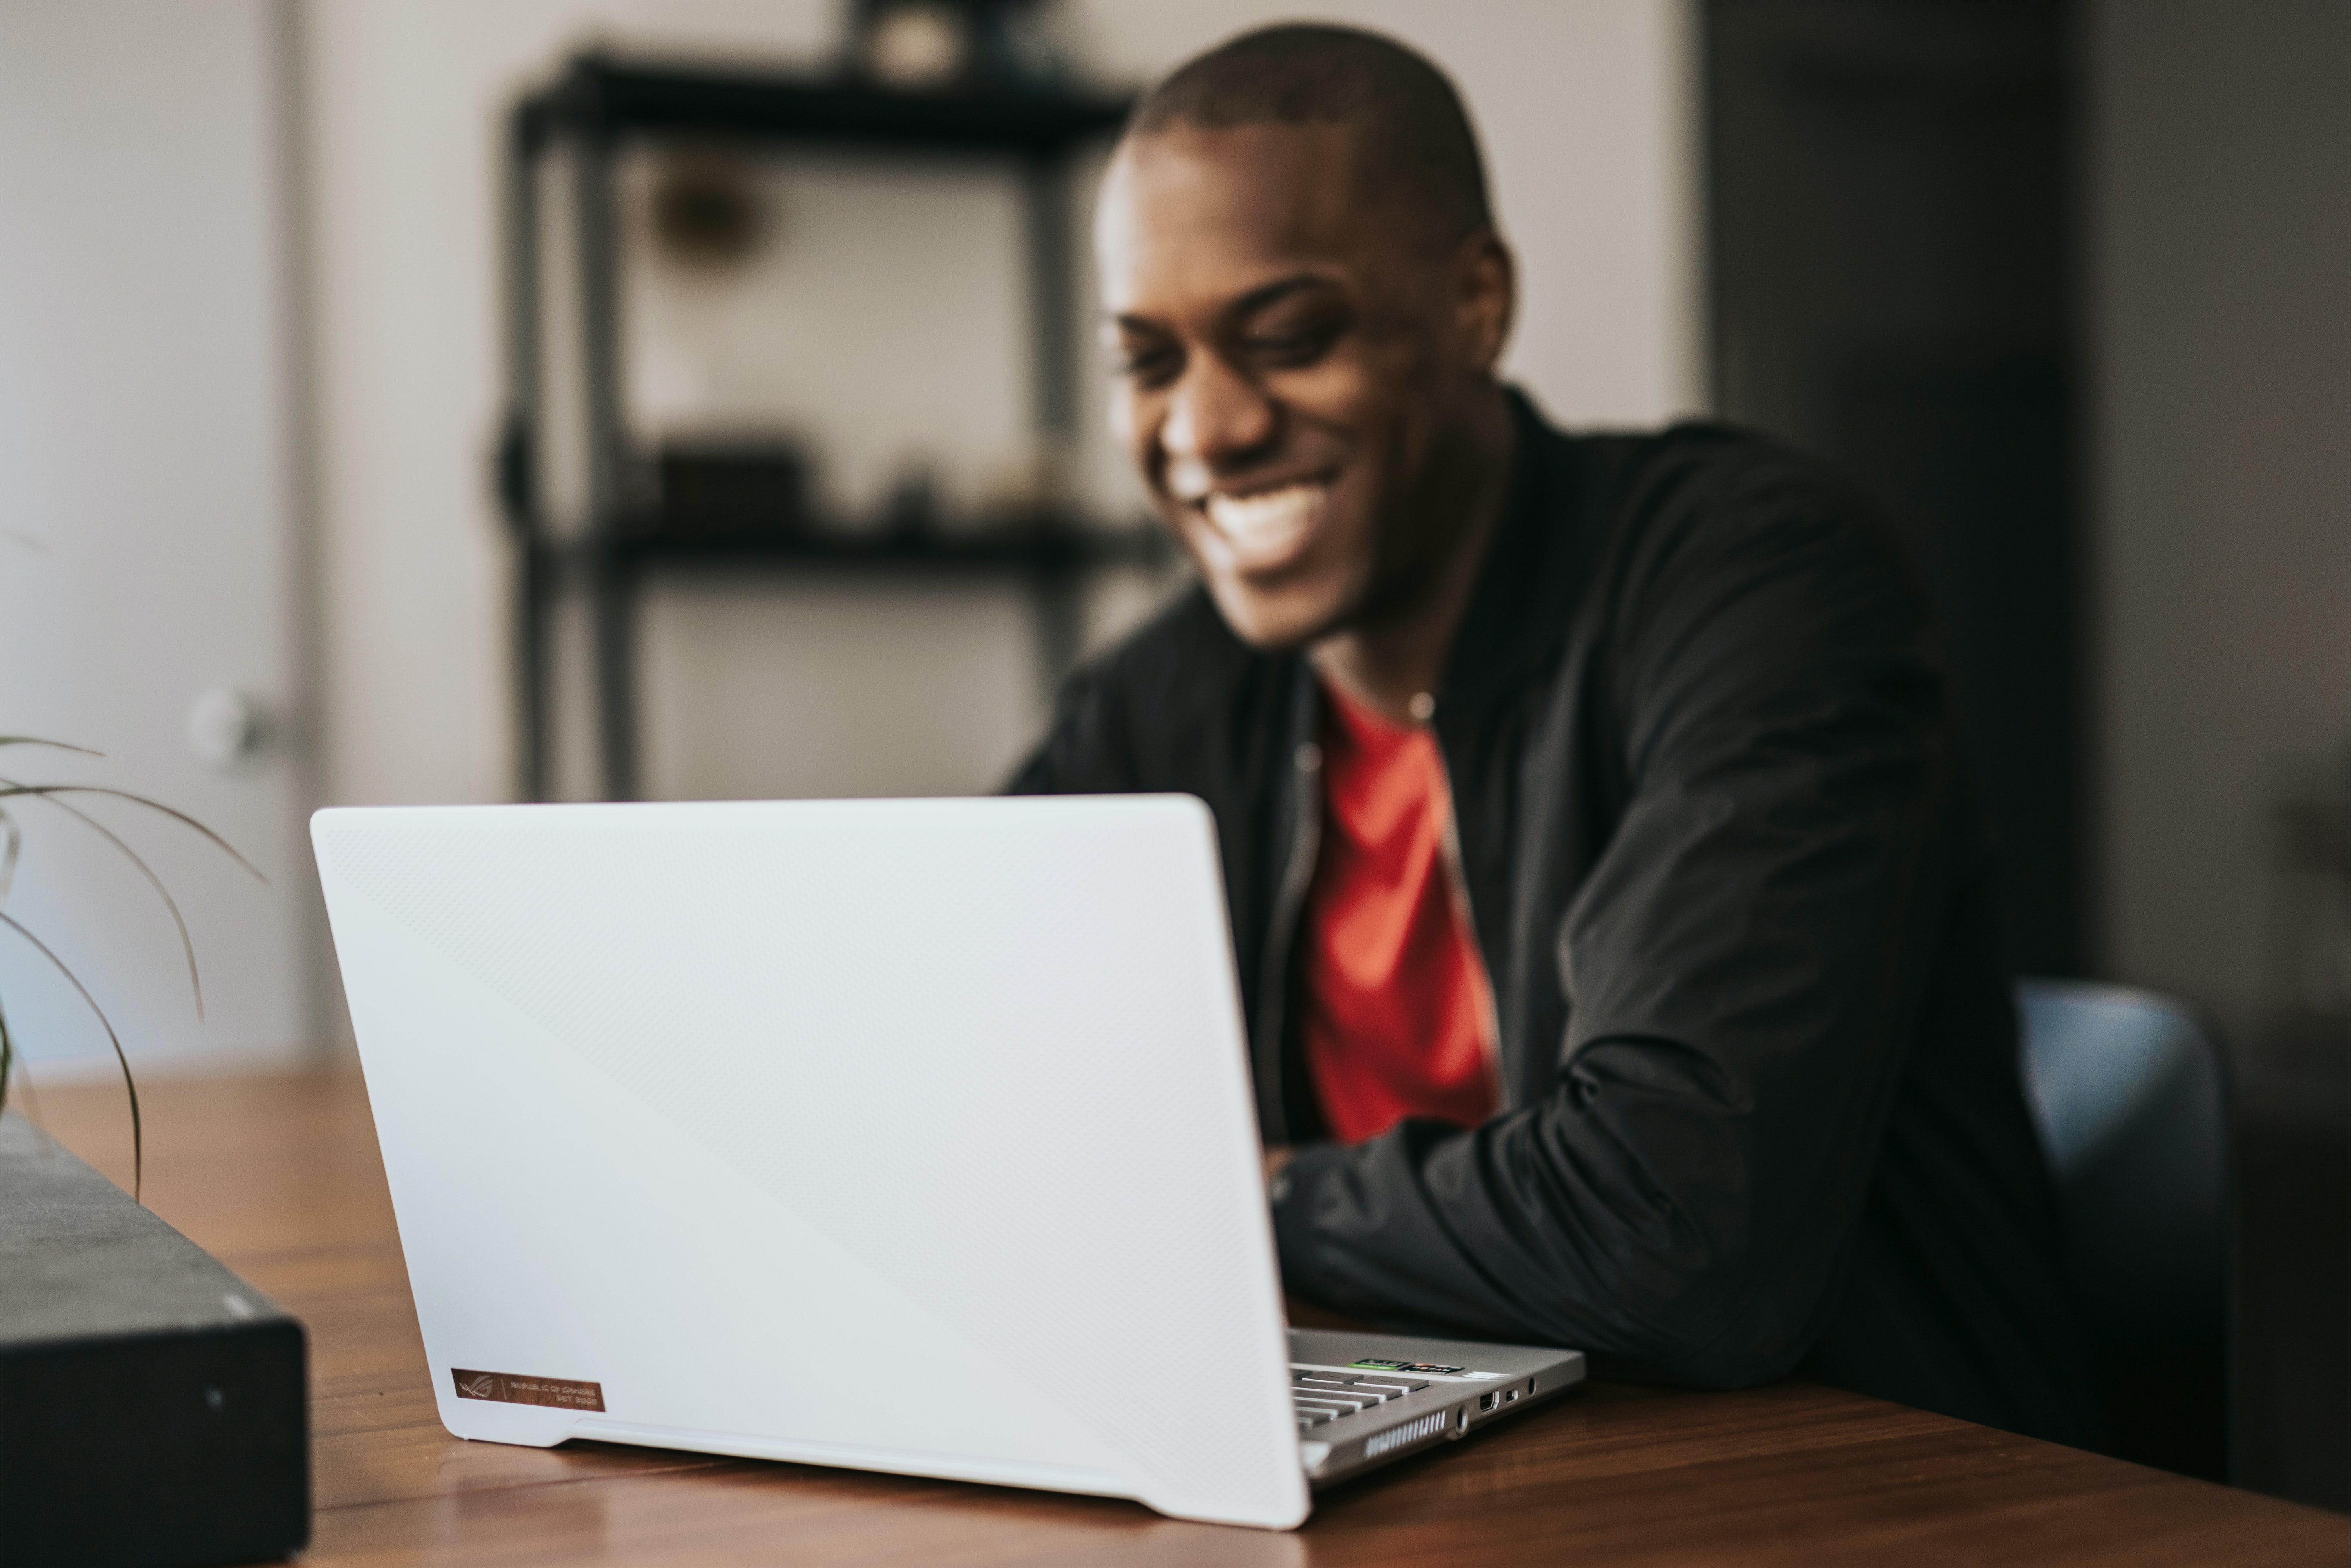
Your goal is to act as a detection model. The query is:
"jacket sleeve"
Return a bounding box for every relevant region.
[1269,477,1962,1387]
[1004,657,1141,797]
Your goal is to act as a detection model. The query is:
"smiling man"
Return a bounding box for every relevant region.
[1012,24,2097,1445]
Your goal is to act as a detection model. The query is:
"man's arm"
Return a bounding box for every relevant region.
[1269,489,1963,1388]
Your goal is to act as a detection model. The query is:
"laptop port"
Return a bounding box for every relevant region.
[1502,1388,1520,1403]
[1478,1392,1496,1413]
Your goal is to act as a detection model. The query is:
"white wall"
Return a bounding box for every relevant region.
[302,0,841,812]
[2091,0,2351,1048]
[0,0,315,1078]
[301,0,1704,813]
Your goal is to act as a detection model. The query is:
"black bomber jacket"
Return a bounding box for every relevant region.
[1011,391,2099,1445]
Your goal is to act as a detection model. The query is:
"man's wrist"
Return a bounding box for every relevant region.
[1263,1144,1296,1202]
[1266,1142,1346,1292]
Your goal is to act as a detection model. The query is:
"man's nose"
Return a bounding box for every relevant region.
[1161,355,1277,484]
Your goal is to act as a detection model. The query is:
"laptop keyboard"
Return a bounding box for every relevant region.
[1291,1367,1433,1429]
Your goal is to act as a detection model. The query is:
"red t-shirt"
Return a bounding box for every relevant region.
[1301,681,1500,1145]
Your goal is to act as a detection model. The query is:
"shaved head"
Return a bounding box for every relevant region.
[1126,24,1493,250]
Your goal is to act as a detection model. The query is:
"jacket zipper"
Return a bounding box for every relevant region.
[1432,733,1507,1114]
[1254,735,1323,1146]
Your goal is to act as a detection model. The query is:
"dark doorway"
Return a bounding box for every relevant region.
[1704,0,2082,977]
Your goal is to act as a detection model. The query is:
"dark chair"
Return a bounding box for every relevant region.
[2017,979,2231,1481]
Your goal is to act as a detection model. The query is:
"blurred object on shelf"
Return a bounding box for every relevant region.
[2258,739,2350,1075]
[648,146,772,274]
[643,436,813,540]
[973,431,1075,527]
[857,3,965,89]
[2271,742,2351,921]
[848,0,1071,94]
[881,458,940,537]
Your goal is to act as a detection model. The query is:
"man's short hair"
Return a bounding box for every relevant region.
[1126,24,1494,244]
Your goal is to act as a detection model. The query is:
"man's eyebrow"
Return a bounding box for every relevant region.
[1106,273,1342,335]
[1218,273,1340,323]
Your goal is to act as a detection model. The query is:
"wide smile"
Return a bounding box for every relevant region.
[1194,478,1333,575]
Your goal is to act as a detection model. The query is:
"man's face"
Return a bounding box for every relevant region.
[1095,121,1509,649]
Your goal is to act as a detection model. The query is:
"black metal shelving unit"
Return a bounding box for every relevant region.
[497,53,1146,802]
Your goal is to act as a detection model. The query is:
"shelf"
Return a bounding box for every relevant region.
[525,54,1134,156]
[505,47,1141,802]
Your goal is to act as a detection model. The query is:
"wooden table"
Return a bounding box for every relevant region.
[31,1070,2351,1566]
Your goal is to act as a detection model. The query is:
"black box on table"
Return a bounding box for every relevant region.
[0,1112,308,1566]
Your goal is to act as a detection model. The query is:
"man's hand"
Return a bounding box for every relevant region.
[1263,1145,1295,1185]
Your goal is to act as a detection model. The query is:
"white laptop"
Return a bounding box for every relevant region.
[313,796,1583,1529]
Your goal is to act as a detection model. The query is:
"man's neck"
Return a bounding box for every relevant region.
[1311,385,1514,725]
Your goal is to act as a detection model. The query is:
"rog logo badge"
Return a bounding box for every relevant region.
[458,1373,498,1399]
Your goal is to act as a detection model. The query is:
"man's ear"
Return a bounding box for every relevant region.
[1455,231,1516,375]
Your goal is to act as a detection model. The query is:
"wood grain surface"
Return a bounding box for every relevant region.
[25,1069,2349,1566]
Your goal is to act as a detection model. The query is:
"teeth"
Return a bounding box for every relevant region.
[1204,484,1325,559]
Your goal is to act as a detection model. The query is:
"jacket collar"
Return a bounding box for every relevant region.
[1437,387,1584,708]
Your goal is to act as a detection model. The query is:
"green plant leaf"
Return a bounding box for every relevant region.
[0,804,18,914]
[0,737,101,756]
[0,913,140,1202]
[0,992,41,1144]
[0,757,246,1196]
[0,784,265,882]
[0,777,207,1018]
[10,1045,47,1135]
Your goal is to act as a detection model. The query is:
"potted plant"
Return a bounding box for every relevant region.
[0,736,311,1568]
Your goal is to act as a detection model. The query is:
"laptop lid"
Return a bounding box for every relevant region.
[313,796,1308,1529]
